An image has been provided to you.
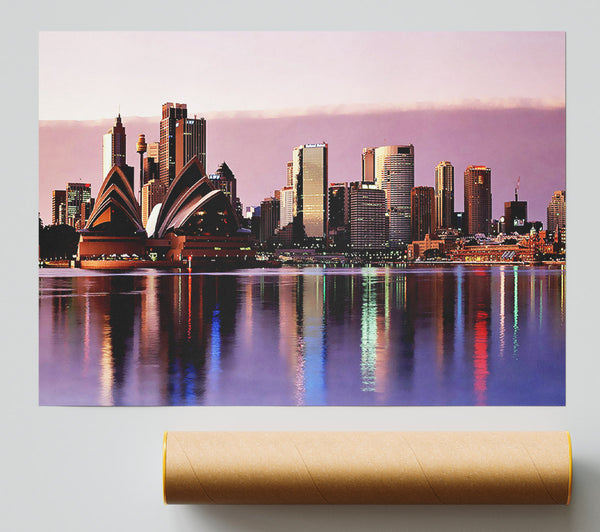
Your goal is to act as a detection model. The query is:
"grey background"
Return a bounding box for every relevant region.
[2,1,599,530]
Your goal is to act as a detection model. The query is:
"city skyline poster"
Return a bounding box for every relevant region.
[39,31,566,406]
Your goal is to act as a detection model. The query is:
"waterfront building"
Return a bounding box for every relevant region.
[66,182,92,228]
[78,157,255,266]
[349,183,387,250]
[464,165,492,235]
[434,161,454,229]
[547,190,566,232]
[102,114,126,179]
[175,115,207,177]
[279,186,294,229]
[141,179,167,228]
[407,233,446,260]
[159,102,187,187]
[292,143,328,241]
[411,186,435,242]
[260,196,280,242]
[373,145,414,247]
[362,147,375,183]
[51,190,66,225]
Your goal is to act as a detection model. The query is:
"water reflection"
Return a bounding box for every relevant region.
[39,266,566,406]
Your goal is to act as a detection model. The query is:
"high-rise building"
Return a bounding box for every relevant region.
[373,145,414,246]
[175,115,207,176]
[411,186,435,242]
[286,161,294,187]
[142,141,160,186]
[279,186,294,229]
[66,182,92,227]
[547,190,566,232]
[51,190,66,225]
[159,102,188,187]
[260,196,280,242]
[328,183,350,230]
[350,183,387,250]
[504,200,528,235]
[209,162,237,212]
[77,198,95,230]
[102,114,126,179]
[464,165,492,235]
[434,161,454,229]
[362,147,375,183]
[292,143,328,240]
[141,179,167,228]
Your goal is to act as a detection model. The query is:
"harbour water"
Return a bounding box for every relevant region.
[39,265,565,406]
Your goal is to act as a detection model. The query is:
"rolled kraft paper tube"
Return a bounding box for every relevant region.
[163,431,572,505]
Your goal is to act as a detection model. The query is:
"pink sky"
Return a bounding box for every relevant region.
[39,32,564,120]
[38,32,565,226]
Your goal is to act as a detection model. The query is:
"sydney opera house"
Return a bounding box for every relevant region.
[77,157,256,269]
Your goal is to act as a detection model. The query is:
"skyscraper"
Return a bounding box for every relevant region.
[51,190,66,225]
[159,102,187,187]
[286,161,294,187]
[373,145,414,246]
[66,182,92,227]
[260,196,280,242]
[411,186,435,242]
[143,142,160,187]
[141,179,167,228]
[547,190,566,232]
[328,183,350,230]
[292,143,328,240]
[434,161,454,229]
[209,162,237,211]
[362,147,375,183]
[464,165,492,235]
[350,183,387,249]
[175,115,207,176]
[102,114,127,179]
[279,186,294,229]
[504,200,528,234]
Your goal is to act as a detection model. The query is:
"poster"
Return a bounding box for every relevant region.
[38,32,565,406]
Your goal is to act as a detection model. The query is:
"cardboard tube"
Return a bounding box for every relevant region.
[163,431,572,505]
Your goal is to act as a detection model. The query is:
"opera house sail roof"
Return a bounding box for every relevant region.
[148,156,239,239]
[84,165,145,235]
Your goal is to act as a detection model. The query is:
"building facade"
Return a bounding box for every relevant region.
[102,114,126,179]
[209,162,237,214]
[350,183,387,250]
[51,190,66,225]
[464,165,492,235]
[66,182,92,227]
[547,190,566,232]
[175,116,207,176]
[292,143,328,240]
[279,186,294,229]
[260,196,280,242]
[362,147,375,183]
[141,179,167,228]
[504,200,528,235]
[373,145,414,246]
[411,186,435,242]
[434,161,454,229]
[159,102,188,187]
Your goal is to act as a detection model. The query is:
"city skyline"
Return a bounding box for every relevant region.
[38,32,565,226]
